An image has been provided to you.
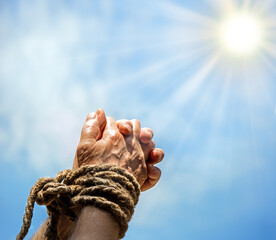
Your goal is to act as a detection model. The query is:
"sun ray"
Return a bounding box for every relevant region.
[167,53,227,146]
[144,44,217,86]
[169,53,220,107]
[259,52,276,75]
[100,52,193,89]
[146,52,220,135]
[264,18,276,29]
[158,1,216,27]
[96,38,216,90]
[261,41,276,59]
[183,68,233,150]
[209,68,233,126]
[241,66,270,169]
[242,0,252,10]
[251,0,276,16]
[184,71,230,141]
[76,29,215,61]
[75,39,194,59]
[205,0,237,16]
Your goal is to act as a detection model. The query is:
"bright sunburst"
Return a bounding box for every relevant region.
[219,13,262,55]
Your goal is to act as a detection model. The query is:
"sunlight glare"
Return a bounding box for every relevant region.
[220,13,262,55]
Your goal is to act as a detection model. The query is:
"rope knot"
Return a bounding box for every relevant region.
[16,164,140,240]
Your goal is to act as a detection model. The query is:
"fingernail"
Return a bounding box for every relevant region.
[126,124,132,133]
[146,130,153,139]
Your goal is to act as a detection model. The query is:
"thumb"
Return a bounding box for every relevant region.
[80,109,107,143]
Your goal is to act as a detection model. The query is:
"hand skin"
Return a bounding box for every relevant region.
[116,119,164,191]
[32,109,164,240]
[72,109,164,190]
[72,110,151,185]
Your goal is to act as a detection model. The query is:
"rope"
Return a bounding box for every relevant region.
[16,164,140,240]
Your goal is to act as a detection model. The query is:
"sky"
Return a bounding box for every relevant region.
[0,0,276,239]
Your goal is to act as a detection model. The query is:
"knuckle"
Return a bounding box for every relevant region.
[150,140,155,149]
[134,119,140,123]
[81,122,99,136]
[156,168,161,178]
[82,119,98,130]
[86,112,96,121]
[107,116,115,122]
[83,119,95,128]
[153,167,161,179]
[117,121,124,129]
[141,140,155,153]
[131,118,140,125]
[108,130,121,141]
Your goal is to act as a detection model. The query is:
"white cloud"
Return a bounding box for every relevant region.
[0,1,100,172]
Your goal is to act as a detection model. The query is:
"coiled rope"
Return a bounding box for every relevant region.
[16,164,140,240]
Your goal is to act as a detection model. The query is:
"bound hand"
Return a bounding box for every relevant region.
[73,109,164,190]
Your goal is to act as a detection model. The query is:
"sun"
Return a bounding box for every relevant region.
[219,13,262,55]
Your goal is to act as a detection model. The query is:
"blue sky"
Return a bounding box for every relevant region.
[0,0,276,239]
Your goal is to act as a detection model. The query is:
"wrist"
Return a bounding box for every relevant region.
[69,206,120,240]
[57,206,81,240]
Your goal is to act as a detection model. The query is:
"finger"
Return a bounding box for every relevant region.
[140,164,161,191]
[102,116,120,140]
[86,112,96,121]
[95,108,107,132]
[130,119,141,139]
[80,115,100,144]
[116,119,133,135]
[84,109,107,141]
[147,148,165,165]
[141,140,155,160]
[140,127,154,144]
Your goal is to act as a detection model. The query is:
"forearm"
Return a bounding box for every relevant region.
[69,206,120,240]
[31,220,48,240]
[20,165,139,240]
[31,217,73,240]
[32,206,119,240]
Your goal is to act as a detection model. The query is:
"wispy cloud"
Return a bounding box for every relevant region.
[1,2,276,239]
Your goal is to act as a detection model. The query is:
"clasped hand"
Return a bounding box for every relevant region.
[72,109,164,191]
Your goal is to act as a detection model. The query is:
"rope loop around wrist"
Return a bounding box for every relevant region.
[16,164,141,240]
